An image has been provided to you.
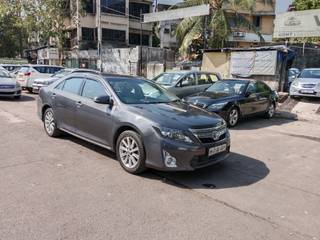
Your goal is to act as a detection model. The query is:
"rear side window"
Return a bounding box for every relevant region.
[209,74,219,82]
[62,78,84,95]
[82,79,106,99]
[197,73,213,85]
[256,82,270,93]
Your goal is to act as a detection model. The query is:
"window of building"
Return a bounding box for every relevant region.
[101,0,125,15]
[84,0,95,14]
[129,2,150,19]
[82,27,96,41]
[129,33,149,46]
[102,28,126,42]
[253,16,261,28]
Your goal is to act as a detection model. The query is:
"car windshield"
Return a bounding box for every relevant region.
[52,69,72,78]
[298,69,320,79]
[206,80,248,95]
[107,78,180,104]
[154,73,184,86]
[0,69,10,78]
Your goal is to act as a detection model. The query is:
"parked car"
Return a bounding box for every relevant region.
[0,64,21,73]
[184,79,278,127]
[32,68,100,93]
[290,68,320,98]
[153,70,221,98]
[0,68,21,99]
[38,73,230,174]
[16,65,64,92]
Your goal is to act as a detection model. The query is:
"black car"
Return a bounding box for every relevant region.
[184,79,278,127]
[38,73,230,174]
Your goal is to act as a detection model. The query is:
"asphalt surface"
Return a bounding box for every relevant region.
[0,93,319,240]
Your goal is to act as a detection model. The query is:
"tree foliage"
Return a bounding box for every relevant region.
[293,0,320,10]
[174,0,274,57]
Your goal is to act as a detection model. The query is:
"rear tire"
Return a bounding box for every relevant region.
[227,107,239,127]
[116,130,146,174]
[43,108,61,137]
[265,102,276,119]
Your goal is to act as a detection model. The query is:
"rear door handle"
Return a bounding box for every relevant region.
[51,93,56,99]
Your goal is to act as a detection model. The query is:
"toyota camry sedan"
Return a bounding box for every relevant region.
[185,79,278,127]
[38,73,230,174]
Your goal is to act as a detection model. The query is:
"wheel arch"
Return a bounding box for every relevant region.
[113,124,143,151]
[41,104,52,121]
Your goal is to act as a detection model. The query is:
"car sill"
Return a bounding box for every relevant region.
[60,128,112,151]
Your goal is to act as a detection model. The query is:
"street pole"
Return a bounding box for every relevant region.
[140,9,143,76]
[97,0,102,72]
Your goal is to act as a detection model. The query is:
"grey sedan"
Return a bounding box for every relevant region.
[290,68,320,98]
[153,71,221,98]
[38,73,230,174]
[0,68,21,99]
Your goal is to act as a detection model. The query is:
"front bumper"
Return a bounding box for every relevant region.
[0,88,22,97]
[144,131,231,171]
[290,86,320,98]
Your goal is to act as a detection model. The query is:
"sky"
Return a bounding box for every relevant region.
[276,0,293,13]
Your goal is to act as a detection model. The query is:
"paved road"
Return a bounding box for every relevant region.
[0,94,319,240]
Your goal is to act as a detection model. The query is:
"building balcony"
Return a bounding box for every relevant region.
[228,32,273,43]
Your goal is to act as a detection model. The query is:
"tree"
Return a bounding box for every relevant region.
[293,0,320,10]
[173,0,273,57]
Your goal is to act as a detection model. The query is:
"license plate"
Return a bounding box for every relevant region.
[208,144,227,157]
[300,89,314,94]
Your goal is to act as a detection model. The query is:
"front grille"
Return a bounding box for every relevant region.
[302,84,316,88]
[194,102,206,108]
[0,84,15,89]
[0,91,15,95]
[190,125,227,144]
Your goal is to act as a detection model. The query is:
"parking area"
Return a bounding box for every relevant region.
[0,93,320,240]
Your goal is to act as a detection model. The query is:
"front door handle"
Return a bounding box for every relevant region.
[76,101,82,107]
[51,93,56,99]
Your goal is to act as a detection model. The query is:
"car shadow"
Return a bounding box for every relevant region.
[231,115,297,130]
[58,134,269,190]
[0,95,35,102]
[144,152,269,190]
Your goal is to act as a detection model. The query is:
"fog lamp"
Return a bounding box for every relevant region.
[163,151,177,168]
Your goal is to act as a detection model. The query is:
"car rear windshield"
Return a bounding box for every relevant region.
[19,66,31,73]
[107,77,179,104]
[33,66,63,74]
[206,80,248,95]
[52,69,73,78]
[298,69,320,79]
[154,73,184,86]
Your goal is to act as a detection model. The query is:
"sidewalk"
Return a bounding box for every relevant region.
[276,97,320,124]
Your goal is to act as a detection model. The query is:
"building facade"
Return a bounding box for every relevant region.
[65,0,154,50]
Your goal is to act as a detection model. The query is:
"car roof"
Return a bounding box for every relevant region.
[164,70,218,74]
[222,78,253,82]
[301,68,320,71]
[21,64,63,68]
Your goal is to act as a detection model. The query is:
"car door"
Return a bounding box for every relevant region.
[52,77,85,133]
[196,73,214,92]
[174,73,197,98]
[241,82,261,115]
[75,78,114,146]
[255,81,271,113]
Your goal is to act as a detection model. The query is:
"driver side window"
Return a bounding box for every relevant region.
[246,83,258,94]
[180,74,196,87]
[81,79,106,99]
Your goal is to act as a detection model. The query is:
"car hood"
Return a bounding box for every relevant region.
[0,77,16,85]
[128,101,222,129]
[296,78,320,84]
[185,92,240,107]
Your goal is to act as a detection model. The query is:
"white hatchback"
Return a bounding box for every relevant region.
[16,65,64,92]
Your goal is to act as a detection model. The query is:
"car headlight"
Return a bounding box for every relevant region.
[42,81,51,86]
[207,102,228,111]
[292,81,299,87]
[156,127,193,143]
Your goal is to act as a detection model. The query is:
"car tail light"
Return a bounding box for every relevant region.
[24,72,31,76]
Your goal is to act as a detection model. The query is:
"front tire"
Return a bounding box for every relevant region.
[43,108,61,137]
[227,107,239,127]
[116,130,146,174]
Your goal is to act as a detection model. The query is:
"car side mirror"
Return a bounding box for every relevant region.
[93,95,112,105]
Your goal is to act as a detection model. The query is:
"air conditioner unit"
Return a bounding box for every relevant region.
[233,32,245,37]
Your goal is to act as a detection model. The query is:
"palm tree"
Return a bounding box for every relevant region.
[173,0,274,57]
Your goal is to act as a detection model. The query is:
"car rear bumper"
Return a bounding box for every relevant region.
[144,131,231,171]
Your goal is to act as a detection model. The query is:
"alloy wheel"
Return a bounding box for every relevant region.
[119,137,140,169]
[44,110,55,135]
[229,109,239,127]
[267,104,275,118]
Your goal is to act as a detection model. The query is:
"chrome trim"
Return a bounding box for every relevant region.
[60,128,112,150]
